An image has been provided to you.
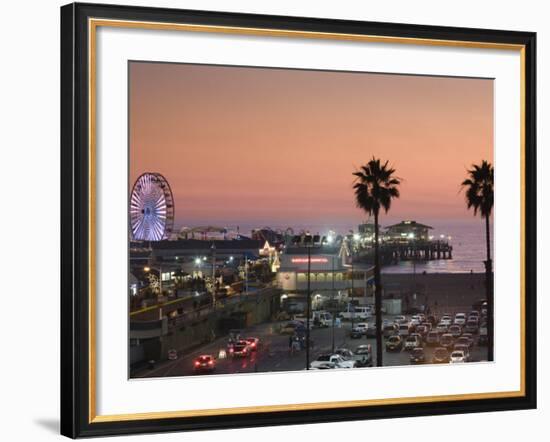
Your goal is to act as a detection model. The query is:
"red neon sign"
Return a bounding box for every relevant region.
[291,258,328,264]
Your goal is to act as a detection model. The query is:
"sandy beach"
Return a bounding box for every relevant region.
[381,272,487,312]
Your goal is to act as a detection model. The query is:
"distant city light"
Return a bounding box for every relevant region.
[229,256,234,261]
[194,258,201,265]
[353,233,360,241]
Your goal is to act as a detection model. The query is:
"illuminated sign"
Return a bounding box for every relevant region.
[291,258,328,264]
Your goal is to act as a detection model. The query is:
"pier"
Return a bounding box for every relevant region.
[355,240,453,265]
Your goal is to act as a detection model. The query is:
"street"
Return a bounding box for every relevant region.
[136,313,487,378]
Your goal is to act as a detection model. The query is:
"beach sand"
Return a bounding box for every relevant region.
[381,272,488,313]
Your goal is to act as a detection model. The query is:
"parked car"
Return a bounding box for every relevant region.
[439,333,455,349]
[410,347,425,364]
[468,310,480,321]
[461,333,475,348]
[339,305,372,321]
[404,334,422,351]
[455,336,473,348]
[336,347,372,367]
[354,322,369,335]
[310,354,356,369]
[398,323,411,337]
[454,313,467,326]
[312,311,333,327]
[386,335,403,352]
[453,344,471,361]
[450,350,467,363]
[433,347,450,363]
[394,315,408,324]
[436,323,449,334]
[448,324,462,338]
[415,324,429,339]
[193,354,216,373]
[464,320,479,334]
[350,326,364,339]
[354,344,373,367]
[439,315,453,326]
[383,323,399,337]
[426,330,440,346]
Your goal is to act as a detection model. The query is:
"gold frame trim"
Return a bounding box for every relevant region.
[88,18,527,424]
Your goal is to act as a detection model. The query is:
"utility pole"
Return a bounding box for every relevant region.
[211,243,216,307]
[306,243,311,370]
[350,250,355,329]
[331,255,336,353]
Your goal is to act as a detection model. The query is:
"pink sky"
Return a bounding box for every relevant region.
[129,62,493,230]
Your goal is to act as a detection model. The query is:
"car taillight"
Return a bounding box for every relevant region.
[251,342,256,347]
[208,360,213,365]
[229,348,234,353]
[194,361,200,366]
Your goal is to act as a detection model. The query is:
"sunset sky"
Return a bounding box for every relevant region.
[129,62,493,232]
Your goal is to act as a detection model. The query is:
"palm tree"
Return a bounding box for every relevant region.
[353,158,401,367]
[461,160,494,361]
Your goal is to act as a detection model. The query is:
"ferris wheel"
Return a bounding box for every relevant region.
[130,172,175,241]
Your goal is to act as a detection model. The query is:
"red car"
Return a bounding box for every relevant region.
[193,355,215,373]
[231,340,250,357]
[245,337,260,351]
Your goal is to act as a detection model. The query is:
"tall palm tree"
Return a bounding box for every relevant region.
[461,160,494,361]
[353,158,401,367]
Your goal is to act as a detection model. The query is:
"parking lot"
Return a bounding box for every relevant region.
[136,307,489,378]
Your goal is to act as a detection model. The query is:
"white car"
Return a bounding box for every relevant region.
[310,354,356,369]
[354,322,369,334]
[404,335,422,351]
[339,306,371,320]
[394,315,407,324]
[454,313,467,325]
[450,350,467,363]
[440,315,452,326]
[410,315,421,326]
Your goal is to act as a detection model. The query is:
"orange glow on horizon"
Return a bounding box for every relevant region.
[129,62,493,229]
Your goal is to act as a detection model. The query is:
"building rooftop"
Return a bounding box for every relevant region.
[149,239,264,251]
[385,220,433,230]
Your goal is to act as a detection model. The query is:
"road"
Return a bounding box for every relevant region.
[135,314,488,378]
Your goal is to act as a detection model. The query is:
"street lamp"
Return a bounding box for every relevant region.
[291,233,321,370]
[211,243,216,307]
[408,233,417,309]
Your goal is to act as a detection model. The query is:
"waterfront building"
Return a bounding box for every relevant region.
[385,220,433,242]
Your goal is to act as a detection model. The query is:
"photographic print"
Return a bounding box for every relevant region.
[61,4,536,436]
[128,62,495,377]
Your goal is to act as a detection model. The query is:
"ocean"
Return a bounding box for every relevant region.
[174,219,493,274]
[381,220,493,274]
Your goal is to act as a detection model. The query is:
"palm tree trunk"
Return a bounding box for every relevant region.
[374,211,383,367]
[485,214,494,361]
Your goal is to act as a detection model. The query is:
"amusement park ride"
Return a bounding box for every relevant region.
[129,172,175,241]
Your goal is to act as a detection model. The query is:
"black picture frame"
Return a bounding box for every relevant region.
[61,2,537,438]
